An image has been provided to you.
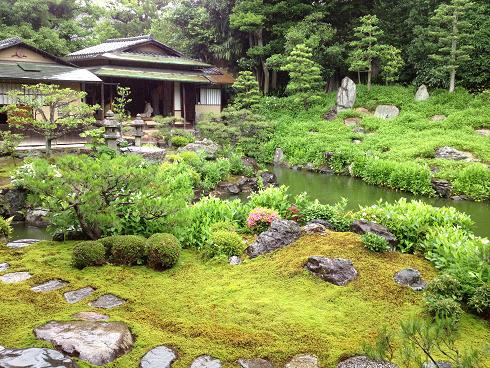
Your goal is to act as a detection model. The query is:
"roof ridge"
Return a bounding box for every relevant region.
[105,35,153,43]
[0,37,22,47]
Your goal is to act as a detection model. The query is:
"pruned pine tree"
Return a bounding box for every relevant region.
[380,45,405,84]
[232,71,262,110]
[429,0,475,93]
[348,15,385,91]
[282,43,324,109]
[3,84,98,155]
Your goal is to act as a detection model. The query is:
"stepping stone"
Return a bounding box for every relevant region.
[285,354,320,368]
[238,358,273,368]
[228,256,241,265]
[344,117,361,126]
[140,346,177,368]
[190,355,221,368]
[31,279,68,293]
[73,311,109,321]
[394,268,427,291]
[431,115,446,122]
[34,320,134,366]
[0,271,31,284]
[338,356,397,368]
[64,287,95,304]
[5,239,40,249]
[475,129,490,137]
[0,262,9,272]
[0,347,77,368]
[89,294,126,309]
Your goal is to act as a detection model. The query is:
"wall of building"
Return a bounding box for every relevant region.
[0,46,55,63]
[195,104,221,122]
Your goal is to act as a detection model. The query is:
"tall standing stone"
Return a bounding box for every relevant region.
[336,77,356,111]
[415,84,429,101]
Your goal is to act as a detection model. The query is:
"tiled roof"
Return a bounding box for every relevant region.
[67,35,182,59]
[0,61,101,82]
[0,37,23,50]
[102,52,211,67]
[89,66,210,83]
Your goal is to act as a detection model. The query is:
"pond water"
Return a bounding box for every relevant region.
[10,223,51,241]
[272,167,490,238]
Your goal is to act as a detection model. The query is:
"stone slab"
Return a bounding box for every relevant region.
[5,239,41,249]
[0,271,31,284]
[140,346,177,368]
[31,279,68,293]
[89,294,126,309]
[0,347,78,368]
[64,287,95,304]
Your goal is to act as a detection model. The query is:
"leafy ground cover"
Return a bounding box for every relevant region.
[0,234,489,368]
[257,85,490,200]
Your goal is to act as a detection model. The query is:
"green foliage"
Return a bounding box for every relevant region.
[110,235,147,266]
[452,163,490,201]
[0,216,13,241]
[72,240,106,269]
[3,83,98,155]
[112,86,132,122]
[232,71,261,109]
[147,233,181,270]
[425,297,464,321]
[379,45,405,83]
[282,43,323,108]
[429,0,475,92]
[0,131,22,157]
[203,229,245,259]
[361,326,395,362]
[12,154,194,239]
[79,127,106,153]
[295,196,352,231]
[361,232,390,253]
[426,274,464,302]
[247,185,291,217]
[468,284,490,315]
[170,135,192,148]
[359,198,473,252]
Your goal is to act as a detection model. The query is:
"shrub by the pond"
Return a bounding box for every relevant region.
[110,235,148,266]
[361,232,390,252]
[296,197,351,231]
[72,240,106,269]
[453,163,490,201]
[203,229,245,259]
[0,216,12,242]
[246,207,280,233]
[147,233,181,270]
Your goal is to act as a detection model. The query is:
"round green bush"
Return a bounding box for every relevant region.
[72,240,106,269]
[361,232,390,252]
[99,236,118,257]
[170,135,192,147]
[203,230,244,259]
[110,235,148,266]
[147,233,181,271]
[425,296,463,322]
[426,274,463,301]
[468,284,489,315]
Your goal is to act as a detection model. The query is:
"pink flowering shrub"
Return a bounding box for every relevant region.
[246,207,280,233]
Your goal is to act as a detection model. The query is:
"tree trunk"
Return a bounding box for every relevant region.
[262,64,270,95]
[271,70,277,90]
[45,137,52,156]
[449,69,456,93]
[256,28,269,95]
[358,71,361,84]
[367,65,372,92]
[74,204,101,240]
[449,13,458,93]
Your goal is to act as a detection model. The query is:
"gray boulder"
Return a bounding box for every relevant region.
[338,356,398,368]
[301,223,327,235]
[140,346,177,368]
[435,147,478,161]
[246,220,301,258]
[336,77,357,111]
[415,85,430,102]
[274,148,286,166]
[0,188,27,221]
[431,115,446,122]
[34,321,134,366]
[238,358,273,368]
[260,172,277,187]
[394,268,427,291]
[305,256,358,286]
[351,220,397,246]
[89,294,126,309]
[285,354,320,368]
[431,179,452,198]
[25,209,49,228]
[374,105,400,119]
[0,347,78,368]
[123,146,166,162]
[0,271,31,284]
[31,279,68,293]
[177,138,219,159]
[190,355,221,368]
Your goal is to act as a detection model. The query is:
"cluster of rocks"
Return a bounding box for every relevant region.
[212,172,278,197]
[121,145,166,162]
[177,138,219,159]
[435,146,479,162]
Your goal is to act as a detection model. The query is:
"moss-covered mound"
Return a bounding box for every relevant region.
[0,233,488,367]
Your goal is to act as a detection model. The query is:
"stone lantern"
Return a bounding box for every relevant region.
[132,114,145,147]
[103,110,121,149]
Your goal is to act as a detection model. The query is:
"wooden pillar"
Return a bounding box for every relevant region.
[174,81,181,118]
[101,82,105,120]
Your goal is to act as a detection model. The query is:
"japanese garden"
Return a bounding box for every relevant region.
[0,1,489,367]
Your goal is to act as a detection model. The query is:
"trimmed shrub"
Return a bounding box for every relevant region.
[246,207,280,233]
[362,232,390,252]
[170,135,192,147]
[426,274,463,302]
[147,233,181,271]
[468,284,490,315]
[209,221,237,232]
[99,236,117,257]
[425,296,463,322]
[72,240,106,269]
[110,235,147,266]
[203,229,245,259]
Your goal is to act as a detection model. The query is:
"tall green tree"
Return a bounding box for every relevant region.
[379,45,405,84]
[282,43,323,108]
[429,0,475,92]
[232,71,261,109]
[348,14,385,90]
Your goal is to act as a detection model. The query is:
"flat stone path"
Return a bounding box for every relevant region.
[0,271,32,284]
[238,358,273,368]
[140,346,177,368]
[73,311,109,321]
[31,279,68,293]
[89,294,126,309]
[190,355,222,368]
[0,262,9,272]
[5,239,40,249]
[0,346,77,368]
[64,286,95,304]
